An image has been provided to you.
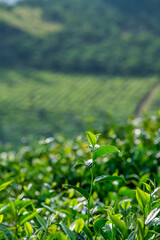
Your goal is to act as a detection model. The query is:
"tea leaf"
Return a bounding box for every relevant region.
[94,175,124,184]
[36,215,47,230]
[145,208,160,225]
[0,223,13,240]
[60,222,76,240]
[136,187,150,211]
[109,214,128,238]
[64,185,89,200]
[94,218,107,234]
[20,209,42,225]
[93,145,119,160]
[24,222,32,237]
[0,181,12,192]
[86,132,97,147]
[0,215,3,223]
[83,225,93,240]
[75,218,84,233]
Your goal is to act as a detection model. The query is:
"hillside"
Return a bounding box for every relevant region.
[0,69,159,144]
[0,0,160,74]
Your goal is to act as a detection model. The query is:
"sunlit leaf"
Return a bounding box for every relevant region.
[75,218,84,233]
[86,132,97,147]
[0,181,12,192]
[109,214,128,238]
[145,208,160,225]
[24,222,32,237]
[136,187,150,211]
[93,145,119,160]
[94,175,124,184]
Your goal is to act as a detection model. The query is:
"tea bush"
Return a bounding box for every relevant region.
[0,113,160,239]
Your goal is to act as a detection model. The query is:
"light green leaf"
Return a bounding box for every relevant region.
[0,215,3,223]
[75,218,85,233]
[24,222,32,237]
[136,187,150,211]
[86,132,97,147]
[60,222,76,240]
[109,214,128,238]
[83,225,93,239]
[94,219,107,234]
[64,185,89,200]
[93,145,119,160]
[0,223,13,240]
[0,181,12,192]
[73,159,85,168]
[121,200,131,210]
[145,208,160,225]
[137,218,144,240]
[94,175,124,184]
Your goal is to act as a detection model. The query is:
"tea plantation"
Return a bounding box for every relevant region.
[0,69,159,144]
[0,113,160,239]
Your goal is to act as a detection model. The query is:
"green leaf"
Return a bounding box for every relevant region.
[93,145,119,160]
[20,209,42,225]
[83,225,93,240]
[136,187,150,211]
[60,222,76,240]
[24,222,32,237]
[9,200,16,219]
[0,224,13,240]
[137,218,144,240]
[64,185,89,200]
[145,208,160,225]
[94,219,107,234]
[47,232,68,240]
[73,159,85,168]
[94,175,124,184]
[86,132,97,147]
[0,181,12,191]
[36,215,47,230]
[75,218,85,233]
[0,215,3,223]
[121,200,131,210]
[109,214,128,238]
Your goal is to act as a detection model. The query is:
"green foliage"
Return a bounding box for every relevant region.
[0,69,159,144]
[0,114,159,239]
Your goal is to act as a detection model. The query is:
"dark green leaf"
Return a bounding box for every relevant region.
[0,224,13,240]
[36,215,47,230]
[83,225,93,240]
[64,185,89,200]
[93,219,107,234]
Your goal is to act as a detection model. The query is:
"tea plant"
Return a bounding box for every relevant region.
[0,123,160,239]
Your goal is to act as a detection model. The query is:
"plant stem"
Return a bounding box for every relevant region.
[87,165,94,227]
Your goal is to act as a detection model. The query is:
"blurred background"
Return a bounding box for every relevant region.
[0,0,160,145]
